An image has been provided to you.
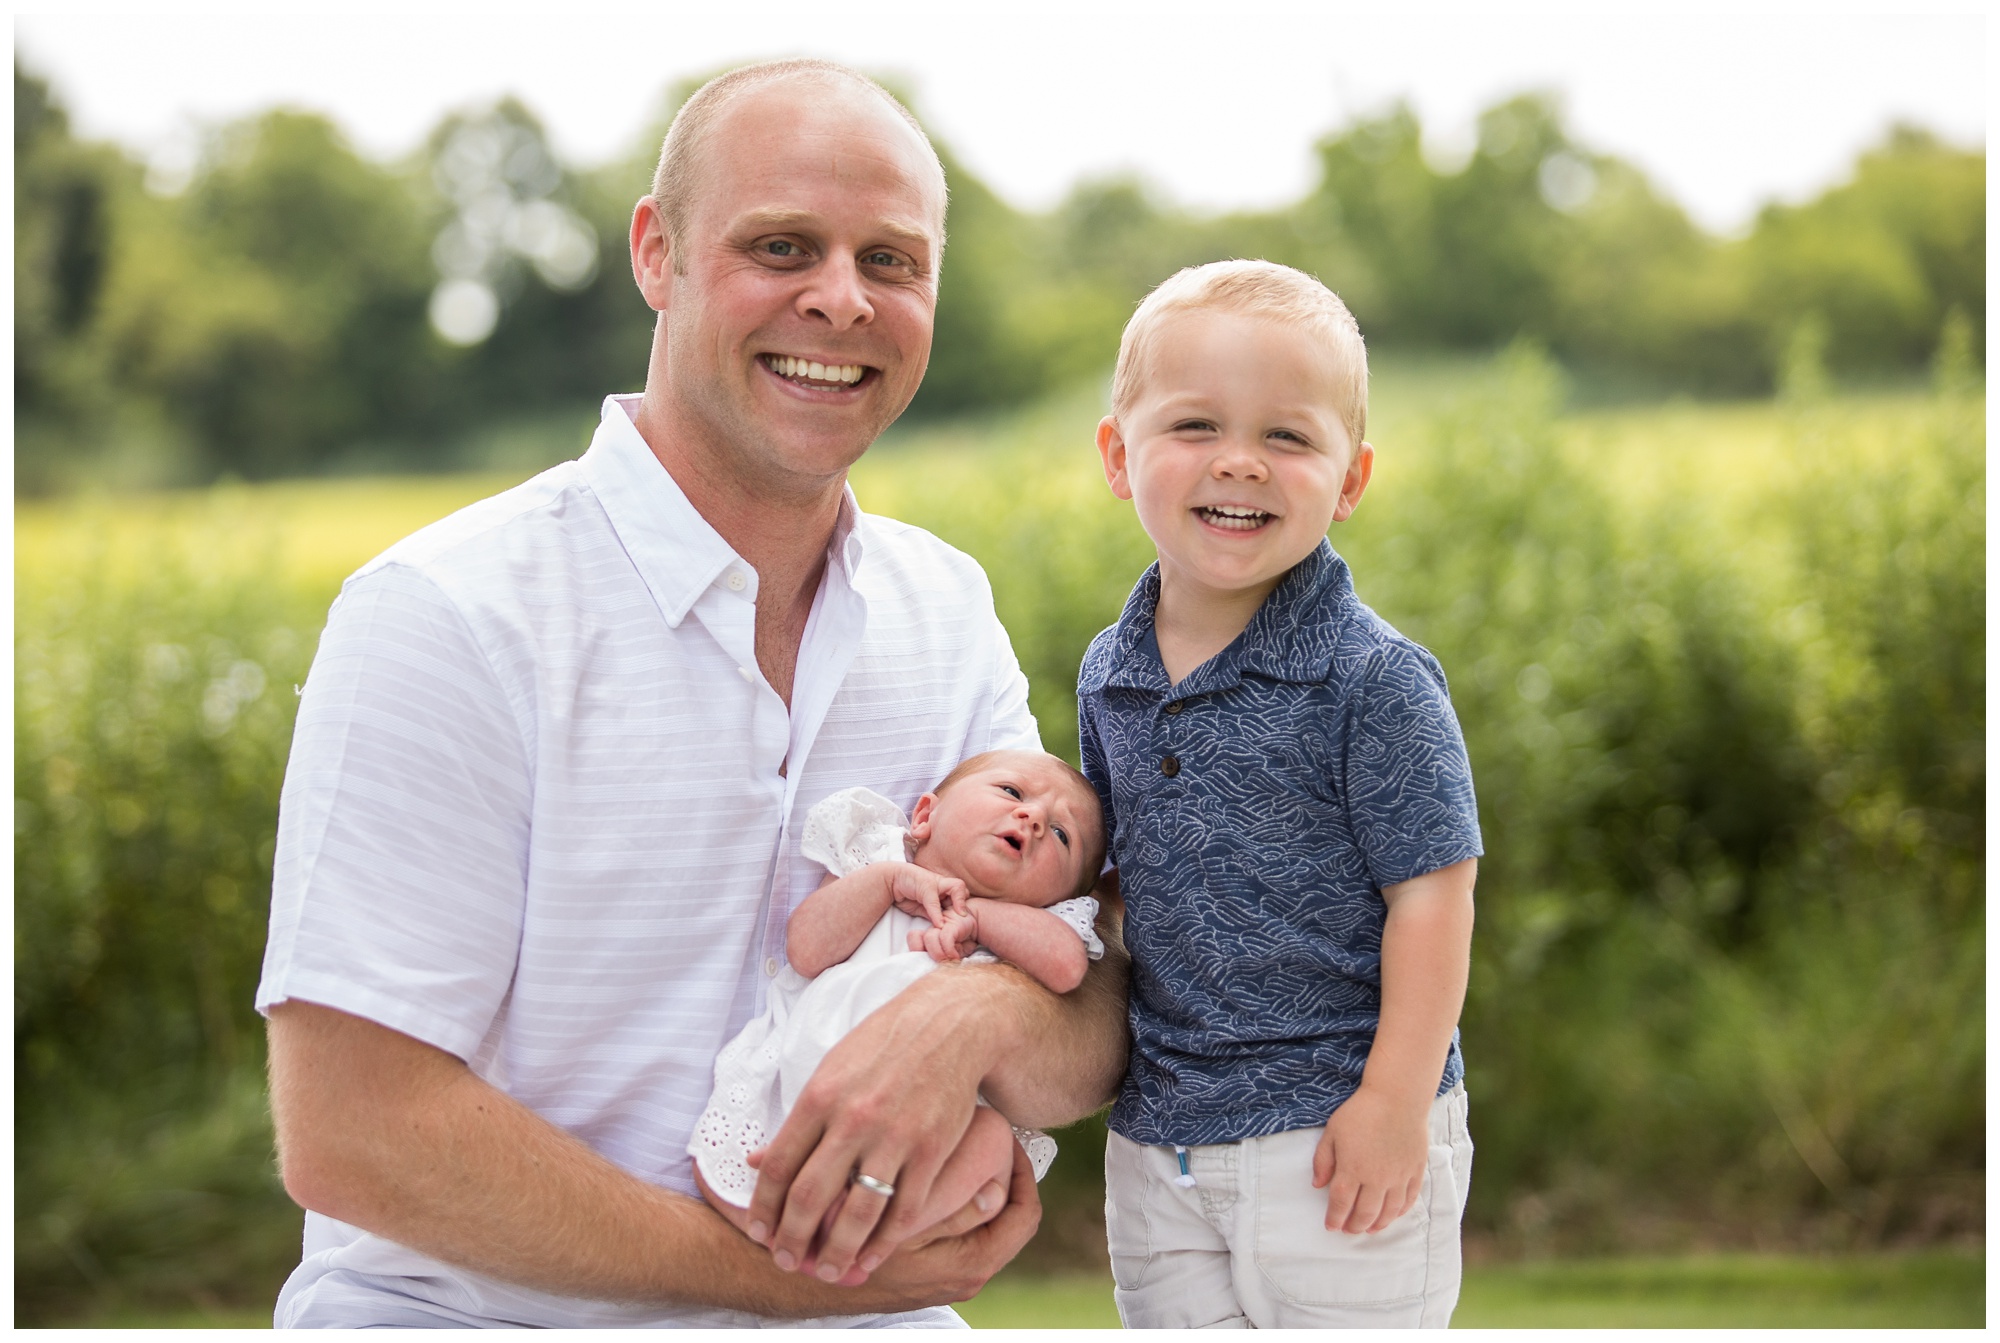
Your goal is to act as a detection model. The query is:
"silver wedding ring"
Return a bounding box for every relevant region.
[851,1171,896,1198]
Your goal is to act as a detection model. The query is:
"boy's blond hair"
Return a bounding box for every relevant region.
[1111,259,1369,450]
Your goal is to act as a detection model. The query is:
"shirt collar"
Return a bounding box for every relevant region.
[579,395,867,627]
[1085,539,1354,696]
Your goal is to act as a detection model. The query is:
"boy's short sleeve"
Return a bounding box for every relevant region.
[1343,641,1484,890]
[1077,674,1119,871]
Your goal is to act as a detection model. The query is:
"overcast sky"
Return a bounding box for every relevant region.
[14,3,1987,234]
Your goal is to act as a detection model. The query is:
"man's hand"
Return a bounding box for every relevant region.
[743,928,1125,1288]
[1312,1085,1427,1233]
[884,863,970,928]
[267,999,1033,1319]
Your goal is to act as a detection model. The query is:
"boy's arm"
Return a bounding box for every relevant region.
[1313,858,1475,1233]
[963,898,1090,994]
[785,869,893,977]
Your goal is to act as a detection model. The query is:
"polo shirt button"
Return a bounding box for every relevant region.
[764,956,780,977]
[1160,754,1181,778]
[727,571,748,592]
[1164,701,1184,715]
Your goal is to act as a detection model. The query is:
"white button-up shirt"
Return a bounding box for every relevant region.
[257,395,1039,1328]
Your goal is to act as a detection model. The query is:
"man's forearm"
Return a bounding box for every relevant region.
[966,913,1130,1128]
[267,1001,970,1319]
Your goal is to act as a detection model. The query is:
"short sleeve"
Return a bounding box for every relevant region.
[1046,895,1106,960]
[799,787,911,877]
[1076,676,1119,872]
[1343,642,1484,890]
[256,565,534,1062]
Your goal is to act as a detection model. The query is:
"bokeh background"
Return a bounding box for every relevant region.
[13,8,1985,1327]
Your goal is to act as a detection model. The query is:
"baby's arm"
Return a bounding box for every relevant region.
[787,864,969,977]
[961,898,1090,994]
[1314,858,1475,1233]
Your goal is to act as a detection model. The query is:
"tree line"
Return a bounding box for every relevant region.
[15,61,1985,491]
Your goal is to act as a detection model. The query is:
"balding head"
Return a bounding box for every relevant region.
[650,59,948,272]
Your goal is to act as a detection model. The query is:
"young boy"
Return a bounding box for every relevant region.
[1078,260,1481,1328]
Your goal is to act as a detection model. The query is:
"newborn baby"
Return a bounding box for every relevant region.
[688,749,1107,1247]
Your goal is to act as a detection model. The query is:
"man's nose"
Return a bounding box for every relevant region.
[798,251,874,330]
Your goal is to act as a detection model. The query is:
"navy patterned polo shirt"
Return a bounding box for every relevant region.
[1078,540,1483,1147]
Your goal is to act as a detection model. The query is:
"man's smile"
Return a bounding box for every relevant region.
[759,353,875,390]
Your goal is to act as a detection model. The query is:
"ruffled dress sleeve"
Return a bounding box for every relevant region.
[799,787,912,877]
[1044,895,1105,960]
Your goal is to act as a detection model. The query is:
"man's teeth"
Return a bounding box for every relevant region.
[1198,505,1272,530]
[767,355,866,385]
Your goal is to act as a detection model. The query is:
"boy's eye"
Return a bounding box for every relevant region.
[1054,826,1070,847]
[1000,785,1021,799]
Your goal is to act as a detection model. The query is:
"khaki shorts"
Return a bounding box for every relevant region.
[1104,1085,1472,1329]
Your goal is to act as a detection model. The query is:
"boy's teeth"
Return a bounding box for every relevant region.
[769,356,864,384]
[1199,505,1271,530]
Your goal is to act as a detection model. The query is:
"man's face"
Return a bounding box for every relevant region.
[1099,310,1373,608]
[656,82,945,493]
[909,753,1100,908]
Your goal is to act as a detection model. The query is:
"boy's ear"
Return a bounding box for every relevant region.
[1332,441,1375,523]
[908,792,938,842]
[1097,417,1134,501]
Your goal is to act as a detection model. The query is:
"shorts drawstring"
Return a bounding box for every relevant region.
[1173,1145,1196,1188]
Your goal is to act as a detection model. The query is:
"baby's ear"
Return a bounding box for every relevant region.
[908,792,938,841]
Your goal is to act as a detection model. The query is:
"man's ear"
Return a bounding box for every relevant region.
[629,196,674,312]
[1332,441,1375,523]
[1097,417,1134,501]
[908,792,938,842]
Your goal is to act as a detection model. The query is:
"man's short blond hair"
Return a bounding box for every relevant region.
[649,59,946,271]
[1111,259,1370,449]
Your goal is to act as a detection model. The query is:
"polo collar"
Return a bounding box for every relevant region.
[580,395,866,628]
[1084,540,1354,697]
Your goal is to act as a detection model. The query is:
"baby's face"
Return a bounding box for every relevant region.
[909,752,1100,908]
[1099,309,1372,606]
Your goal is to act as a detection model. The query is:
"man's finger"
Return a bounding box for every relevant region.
[768,1138,885,1273]
[744,1113,827,1247]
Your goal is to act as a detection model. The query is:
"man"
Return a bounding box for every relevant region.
[257,59,1128,1328]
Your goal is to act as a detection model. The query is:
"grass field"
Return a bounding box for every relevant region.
[70,1253,1985,1328]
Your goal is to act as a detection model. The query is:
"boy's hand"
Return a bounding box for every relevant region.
[909,910,979,962]
[883,864,969,928]
[1313,1085,1428,1234]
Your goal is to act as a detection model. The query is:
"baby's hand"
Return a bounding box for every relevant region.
[909,909,979,963]
[1313,1086,1428,1234]
[883,864,969,928]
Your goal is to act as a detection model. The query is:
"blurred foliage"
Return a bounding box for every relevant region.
[14,61,1986,492]
[13,365,1983,1319]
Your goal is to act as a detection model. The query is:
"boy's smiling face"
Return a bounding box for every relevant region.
[1098,309,1373,611]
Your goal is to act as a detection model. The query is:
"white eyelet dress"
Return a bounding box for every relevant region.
[688,786,1104,1207]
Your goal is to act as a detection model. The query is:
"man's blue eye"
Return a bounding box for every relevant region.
[766,240,799,256]
[864,251,899,266]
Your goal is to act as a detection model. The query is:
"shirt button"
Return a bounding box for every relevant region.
[764,956,780,977]
[726,570,747,592]
[1160,754,1181,778]
[1164,701,1184,716]
[738,665,755,683]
